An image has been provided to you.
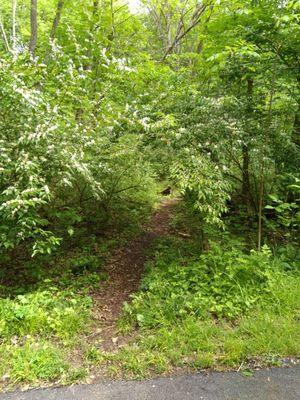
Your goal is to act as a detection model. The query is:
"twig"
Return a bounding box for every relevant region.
[237,361,244,372]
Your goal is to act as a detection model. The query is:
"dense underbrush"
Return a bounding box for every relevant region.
[0,198,299,387]
[0,177,161,389]
[123,240,299,325]
[108,205,300,378]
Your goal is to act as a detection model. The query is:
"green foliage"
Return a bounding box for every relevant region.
[0,340,69,383]
[0,287,91,339]
[275,244,300,271]
[84,346,104,364]
[0,0,299,389]
[124,239,296,328]
[111,232,300,378]
[0,58,62,255]
[0,43,158,258]
[172,154,231,227]
[265,174,300,241]
[0,0,299,257]
[70,255,102,275]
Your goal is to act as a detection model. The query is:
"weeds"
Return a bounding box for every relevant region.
[111,228,300,378]
[123,241,293,326]
[0,340,69,383]
[0,245,105,388]
[0,288,91,339]
[0,200,299,388]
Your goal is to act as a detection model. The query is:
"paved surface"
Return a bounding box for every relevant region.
[2,367,300,400]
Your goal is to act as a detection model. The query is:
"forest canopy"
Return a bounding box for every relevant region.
[0,0,299,258]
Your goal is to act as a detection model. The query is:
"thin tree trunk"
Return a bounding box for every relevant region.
[293,109,300,146]
[257,172,264,251]
[0,17,10,52]
[258,82,274,250]
[161,2,214,61]
[242,78,253,213]
[242,144,251,211]
[292,75,300,161]
[50,0,64,40]
[29,0,38,56]
[12,0,17,51]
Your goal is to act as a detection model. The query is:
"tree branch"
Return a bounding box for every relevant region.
[161,1,214,61]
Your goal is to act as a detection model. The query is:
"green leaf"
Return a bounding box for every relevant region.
[67,227,74,237]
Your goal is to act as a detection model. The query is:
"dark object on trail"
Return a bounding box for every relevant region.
[161,186,172,196]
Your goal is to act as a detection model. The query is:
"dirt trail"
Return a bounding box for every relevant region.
[91,198,179,350]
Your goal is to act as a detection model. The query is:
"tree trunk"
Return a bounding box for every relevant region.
[50,0,65,40]
[257,175,264,251]
[29,0,38,56]
[292,75,300,147]
[293,109,300,147]
[0,17,10,52]
[242,144,251,211]
[12,0,17,51]
[257,80,274,250]
[242,78,253,213]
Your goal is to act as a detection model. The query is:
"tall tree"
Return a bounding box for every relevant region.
[12,0,17,51]
[29,0,37,56]
[50,0,65,40]
[145,0,214,60]
[0,15,10,52]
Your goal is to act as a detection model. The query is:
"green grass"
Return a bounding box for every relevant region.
[0,340,69,384]
[109,291,300,378]
[0,288,92,339]
[0,247,104,389]
[0,284,93,387]
[0,199,299,388]
[104,226,300,378]
[0,187,162,391]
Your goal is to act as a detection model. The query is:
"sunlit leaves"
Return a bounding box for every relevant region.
[172,153,231,227]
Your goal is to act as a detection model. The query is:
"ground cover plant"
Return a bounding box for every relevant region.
[0,195,160,389]
[104,205,300,378]
[0,247,100,387]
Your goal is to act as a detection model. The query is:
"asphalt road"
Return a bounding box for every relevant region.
[2,366,300,400]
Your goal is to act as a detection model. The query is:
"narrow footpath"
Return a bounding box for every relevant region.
[90,197,179,351]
